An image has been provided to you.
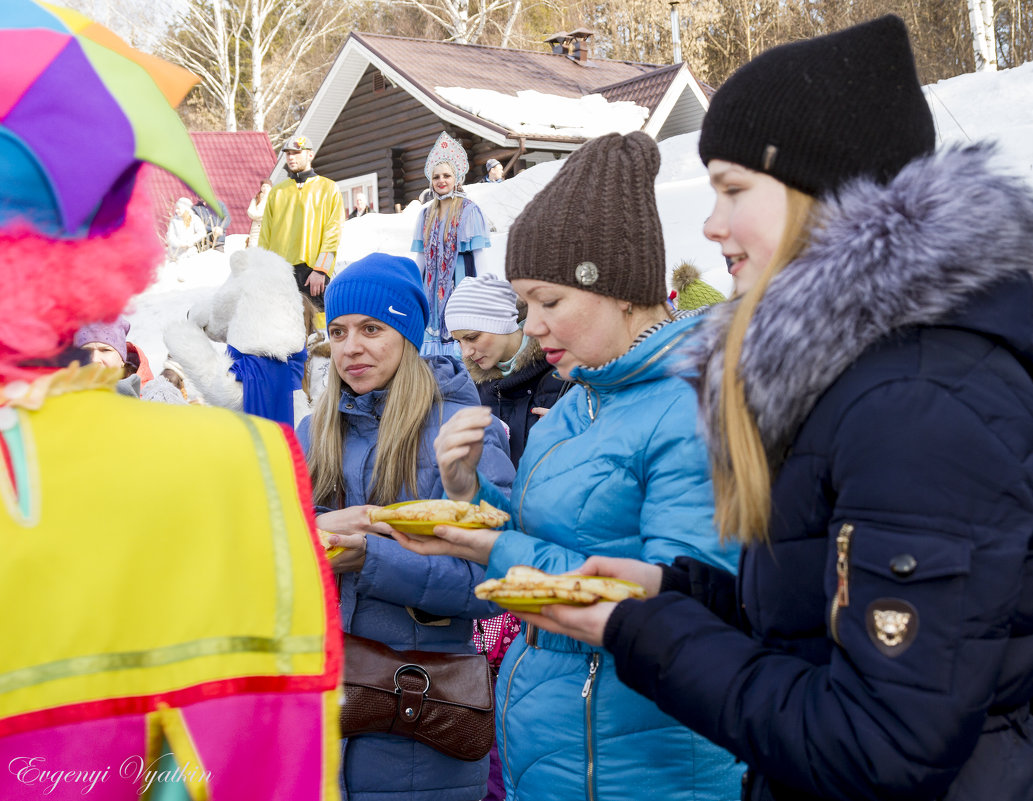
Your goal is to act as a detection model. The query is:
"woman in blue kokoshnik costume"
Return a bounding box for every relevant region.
[412,132,491,356]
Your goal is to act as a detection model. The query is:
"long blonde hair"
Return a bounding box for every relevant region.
[713,187,816,545]
[423,162,464,244]
[307,342,442,507]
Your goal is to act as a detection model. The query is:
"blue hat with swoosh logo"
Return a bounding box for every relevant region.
[324,252,429,350]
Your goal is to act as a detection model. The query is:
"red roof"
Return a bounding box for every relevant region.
[143,131,276,238]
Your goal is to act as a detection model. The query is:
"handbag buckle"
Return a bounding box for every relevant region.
[394,664,431,722]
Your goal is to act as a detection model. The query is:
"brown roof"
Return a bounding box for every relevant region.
[354,32,663,102]
[595,62,683,114]
[143,131,276,237]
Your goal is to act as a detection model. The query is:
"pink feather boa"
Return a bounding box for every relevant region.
[0,190,161,383]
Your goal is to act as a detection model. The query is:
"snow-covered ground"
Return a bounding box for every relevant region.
[125,60,1033,420]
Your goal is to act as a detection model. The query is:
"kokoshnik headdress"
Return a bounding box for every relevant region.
[424,131,470,187]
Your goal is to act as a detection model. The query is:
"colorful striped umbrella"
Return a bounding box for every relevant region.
[0,0,220,236]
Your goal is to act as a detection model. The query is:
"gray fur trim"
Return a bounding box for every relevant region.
[689,144,1033,471]
[464,338,544,384]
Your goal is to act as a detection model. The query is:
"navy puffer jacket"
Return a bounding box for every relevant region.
[605,146,1033,801]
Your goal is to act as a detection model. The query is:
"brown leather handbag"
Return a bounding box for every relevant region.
[339,633,495,762]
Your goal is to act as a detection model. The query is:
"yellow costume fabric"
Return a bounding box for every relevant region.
[0,368,340,734]
[259,175,342,274]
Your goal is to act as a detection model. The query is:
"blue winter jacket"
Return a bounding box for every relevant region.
[296,355,515,801]
[474,315,744,801]
[605,147,1033,801]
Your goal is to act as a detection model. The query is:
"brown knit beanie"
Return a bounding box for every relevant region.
[699,15,934,198]
[506,131,666,305]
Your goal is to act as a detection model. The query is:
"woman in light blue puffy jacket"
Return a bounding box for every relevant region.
[295,252,515,801]
[395,133,743,801]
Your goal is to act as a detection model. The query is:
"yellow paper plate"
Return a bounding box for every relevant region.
[488,597,593,614]
[483,576,645,612]
[373,500,501,537]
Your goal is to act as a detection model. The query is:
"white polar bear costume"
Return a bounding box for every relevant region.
[164,247,306,424]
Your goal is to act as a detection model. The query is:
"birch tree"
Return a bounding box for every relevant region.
[163,0,244,131]
[247,0,351,133]
[396,0,521,43]
[968,0,998,70]
[162,0,350,137]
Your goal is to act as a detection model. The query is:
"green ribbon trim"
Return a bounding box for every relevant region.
[0,635,326,696]
[239,414,296,674]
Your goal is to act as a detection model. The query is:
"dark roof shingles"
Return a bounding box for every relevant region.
[357,33,660,104]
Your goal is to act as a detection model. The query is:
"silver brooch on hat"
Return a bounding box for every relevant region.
[574,261,599,286]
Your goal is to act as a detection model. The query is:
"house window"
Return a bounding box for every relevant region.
[336,173,378,216]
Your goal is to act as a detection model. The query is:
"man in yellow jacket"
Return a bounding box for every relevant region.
[260,135,343,320]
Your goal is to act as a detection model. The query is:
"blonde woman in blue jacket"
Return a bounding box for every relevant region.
[297,253,515,801]
[394,133,742,801]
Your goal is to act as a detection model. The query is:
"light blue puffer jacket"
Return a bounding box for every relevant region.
[476,315,744,801]
[296,355,515,801]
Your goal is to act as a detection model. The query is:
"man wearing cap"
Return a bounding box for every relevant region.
[481,158,504,183]
[259,135,343,317]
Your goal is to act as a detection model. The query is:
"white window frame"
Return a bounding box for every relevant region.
[336,172,379,215]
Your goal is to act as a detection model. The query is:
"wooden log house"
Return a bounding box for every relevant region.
[277,31,713,217]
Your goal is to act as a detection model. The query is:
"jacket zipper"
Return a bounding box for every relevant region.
[501,642,530,792]
[516,439,567,529]
[830,523,855,646]
[582,653,600,801]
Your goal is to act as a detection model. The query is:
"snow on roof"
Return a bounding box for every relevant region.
[435,86,649,139]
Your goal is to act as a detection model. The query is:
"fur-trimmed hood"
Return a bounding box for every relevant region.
[689,145,1033,472]
[463,336,546,385]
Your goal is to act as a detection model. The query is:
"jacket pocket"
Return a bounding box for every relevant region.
[828,522,972,693]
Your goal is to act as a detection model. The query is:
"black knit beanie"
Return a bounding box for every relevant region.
[505,131,667,305]
[699,15,935,198]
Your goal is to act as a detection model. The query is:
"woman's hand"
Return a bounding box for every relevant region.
[434,406,493,501]
[516,602,617,648]
[316,505,395,573]
[326,532,367,573]
[575,556,664,597]
[390,525,500,566]
[508,558,660,646]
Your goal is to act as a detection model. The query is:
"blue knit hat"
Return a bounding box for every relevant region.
[323,253,429,350]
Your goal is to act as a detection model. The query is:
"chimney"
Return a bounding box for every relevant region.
[669,2,682,63]
[545,31,569,56]
[566,28,594,63]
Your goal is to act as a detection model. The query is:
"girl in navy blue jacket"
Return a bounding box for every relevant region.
[520,16,1033,801]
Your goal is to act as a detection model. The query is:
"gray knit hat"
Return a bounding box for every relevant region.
[445,275,520,335]
[505,131,666,305]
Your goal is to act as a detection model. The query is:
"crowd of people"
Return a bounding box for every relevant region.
[4,12,1033,801]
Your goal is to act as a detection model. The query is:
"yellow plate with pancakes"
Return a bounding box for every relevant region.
[475,565,646,613]
[369,499,510,536]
